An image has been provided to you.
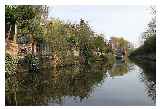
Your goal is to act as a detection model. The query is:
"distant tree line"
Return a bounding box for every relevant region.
[6,5,127,66]
[130,7,156,60]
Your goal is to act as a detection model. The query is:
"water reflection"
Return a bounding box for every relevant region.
[130,59,156,104]
[5,58,156,106]
[109,59,128,77]
[6,60,109,105]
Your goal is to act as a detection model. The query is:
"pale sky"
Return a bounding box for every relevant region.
[48,6,152,47]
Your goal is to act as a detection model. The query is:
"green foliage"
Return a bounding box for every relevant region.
[131,35,156,57]
[5,6,17,25]
[24,54,39,65]
[77,19,95,64]
[6,5,48,43]
[44,18,100,65]
[93,35,106,53]
[5,5,116,66]
[103,53,116,65]
[130,7,156,57]
[45,19,69,64]
[81,45,95,65]
[5,53,17,76]
[5,53,18,94]
[144,34,156,53]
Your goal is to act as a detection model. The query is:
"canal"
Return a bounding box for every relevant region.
[5,58,156,106]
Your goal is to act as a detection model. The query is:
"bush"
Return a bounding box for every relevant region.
[5,53,17,76]
[130,35,156,57]
[23,54,40,71]
[5,53,18,93]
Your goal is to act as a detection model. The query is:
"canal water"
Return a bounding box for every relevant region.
[6,59,156,106]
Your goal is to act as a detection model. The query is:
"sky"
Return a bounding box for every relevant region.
[48,6,152,47]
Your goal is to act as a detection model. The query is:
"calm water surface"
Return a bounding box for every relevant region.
[6,59,156,106]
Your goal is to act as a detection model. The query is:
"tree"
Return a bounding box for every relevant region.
[78,19,95,64]
[5,5,48,42]
[130,7,156,57]
[110,37,128,50]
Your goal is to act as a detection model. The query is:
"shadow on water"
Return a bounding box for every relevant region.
[5,59,110,106]
[5,57,156,105]
[129,58,156,104]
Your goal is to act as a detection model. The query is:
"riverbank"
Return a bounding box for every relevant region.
[129,53,156,61]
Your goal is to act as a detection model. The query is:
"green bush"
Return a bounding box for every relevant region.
[5,53,18,94]
[130,35,156,57]
[5,53,17,76]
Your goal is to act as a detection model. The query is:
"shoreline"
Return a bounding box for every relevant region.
[129,53,156,62]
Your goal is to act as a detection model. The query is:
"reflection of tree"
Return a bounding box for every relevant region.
[130,58,156,104]
[109,62,128,77]
[6,62,109,105]
[142,77,156,103]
